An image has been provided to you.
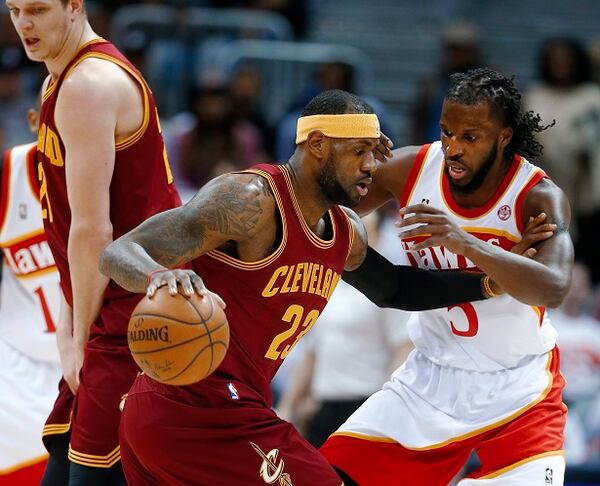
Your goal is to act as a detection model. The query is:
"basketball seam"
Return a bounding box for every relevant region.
[161,341,228,383]
[183,294,216,372]
[130,312,203,326]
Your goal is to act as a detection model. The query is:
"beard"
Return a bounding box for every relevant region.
[446,142,498,195]
[317,152,356,207]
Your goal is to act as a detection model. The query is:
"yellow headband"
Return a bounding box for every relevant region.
[295,114,380,144]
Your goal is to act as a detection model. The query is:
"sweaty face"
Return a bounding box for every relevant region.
[440,100,506,194]
[6,0,72,63]
[317,138,377,207]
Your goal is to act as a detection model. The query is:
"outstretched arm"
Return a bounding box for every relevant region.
[343,246,487,310]
[100,173,275,294]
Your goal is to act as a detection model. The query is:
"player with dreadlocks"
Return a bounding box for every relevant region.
[320,68,574,485]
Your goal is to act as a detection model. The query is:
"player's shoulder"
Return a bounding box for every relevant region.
[60,57,133,101]
[191,172,277,231]
[341,207,367,244]
[522,176,571,227]
[526,176,567,203]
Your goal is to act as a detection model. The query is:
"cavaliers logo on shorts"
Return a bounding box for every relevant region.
[251,442,293,485]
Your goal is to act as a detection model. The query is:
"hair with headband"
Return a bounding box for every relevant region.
[296,89,379,144]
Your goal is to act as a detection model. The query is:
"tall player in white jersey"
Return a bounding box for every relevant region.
[0,101,62,484]
[320,68,574,485]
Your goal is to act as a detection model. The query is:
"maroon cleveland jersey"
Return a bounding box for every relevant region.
[36,38,181,317]
[136,163,354,408]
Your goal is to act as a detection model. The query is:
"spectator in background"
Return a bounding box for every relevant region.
[410,21,484,144]
[0,45,36,153]
[230,65,274,155]
[165,83,267,200]
[276,211,413,448]
[525,38,600,275]
[276,62,393,161]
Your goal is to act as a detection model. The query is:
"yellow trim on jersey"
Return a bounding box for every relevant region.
[59,52,151,152]
[68,445,120,468]
[345,211,355,263]
[205,169,287,270]
[331,351,555,451]
[440,157,524,220]
[0,228,46,248]
[461,226,520,243]
[478,450,564,479]
[403,144,433,207]
[330,431,397,443]
[0,453,48,475]
[15,265,58,280]
[42,422,71,436]
[279,165,336,249]
[42,38,106,102]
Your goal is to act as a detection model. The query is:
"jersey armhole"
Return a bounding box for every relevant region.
[399,143,431,207]
[514,170,548,233]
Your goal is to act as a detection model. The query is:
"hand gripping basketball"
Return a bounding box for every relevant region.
[128,282,230,386]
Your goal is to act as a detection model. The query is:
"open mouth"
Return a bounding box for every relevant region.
[446,162,468,181]
[24,37,40,48]
[355,177,372,197]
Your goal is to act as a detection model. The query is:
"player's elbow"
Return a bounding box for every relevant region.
[99,242,118,279]
[541,276,571,308]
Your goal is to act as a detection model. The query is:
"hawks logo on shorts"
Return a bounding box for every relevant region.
[251,442,293,485]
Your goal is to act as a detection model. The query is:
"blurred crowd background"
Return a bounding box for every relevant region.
[2,0,600,484]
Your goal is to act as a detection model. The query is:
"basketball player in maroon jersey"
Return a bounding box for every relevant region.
[99,89,551,485]
[6,0,181,484]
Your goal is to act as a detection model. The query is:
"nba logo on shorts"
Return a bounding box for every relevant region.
[497,204,511,221]
[227,382,239,400]
[545,467,553,483]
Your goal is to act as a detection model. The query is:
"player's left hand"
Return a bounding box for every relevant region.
[374,133,394,163]
[510,212,556,258]
[396,204,474,254]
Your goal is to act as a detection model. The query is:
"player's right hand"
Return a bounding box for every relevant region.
[146,268,226,308]
[511,212,557,258]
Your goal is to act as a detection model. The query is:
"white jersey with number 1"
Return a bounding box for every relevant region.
[0,142,62,476]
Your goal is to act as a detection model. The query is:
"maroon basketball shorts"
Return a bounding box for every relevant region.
[119,378,343,486]
[43,336,139,468]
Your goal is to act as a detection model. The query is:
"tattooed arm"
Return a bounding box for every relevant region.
[99,173,276,295]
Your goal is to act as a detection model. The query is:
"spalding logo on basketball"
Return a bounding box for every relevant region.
[127,287,229,386]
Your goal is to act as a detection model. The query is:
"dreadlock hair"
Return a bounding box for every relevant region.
[300,89,374,117]
[445,68,553,160]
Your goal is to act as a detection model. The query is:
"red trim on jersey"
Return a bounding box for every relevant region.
[399,144,431,207]
[0,149,12,234]
[514,170,548,233]
[442,154,522,219]
[26,145,40,201]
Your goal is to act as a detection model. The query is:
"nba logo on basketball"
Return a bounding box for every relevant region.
[497,204,511,221]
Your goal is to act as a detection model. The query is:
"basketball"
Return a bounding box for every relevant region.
[127,287,229,386]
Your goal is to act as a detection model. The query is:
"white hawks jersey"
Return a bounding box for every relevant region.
[399,141,556,371]
[0,142,60,363]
